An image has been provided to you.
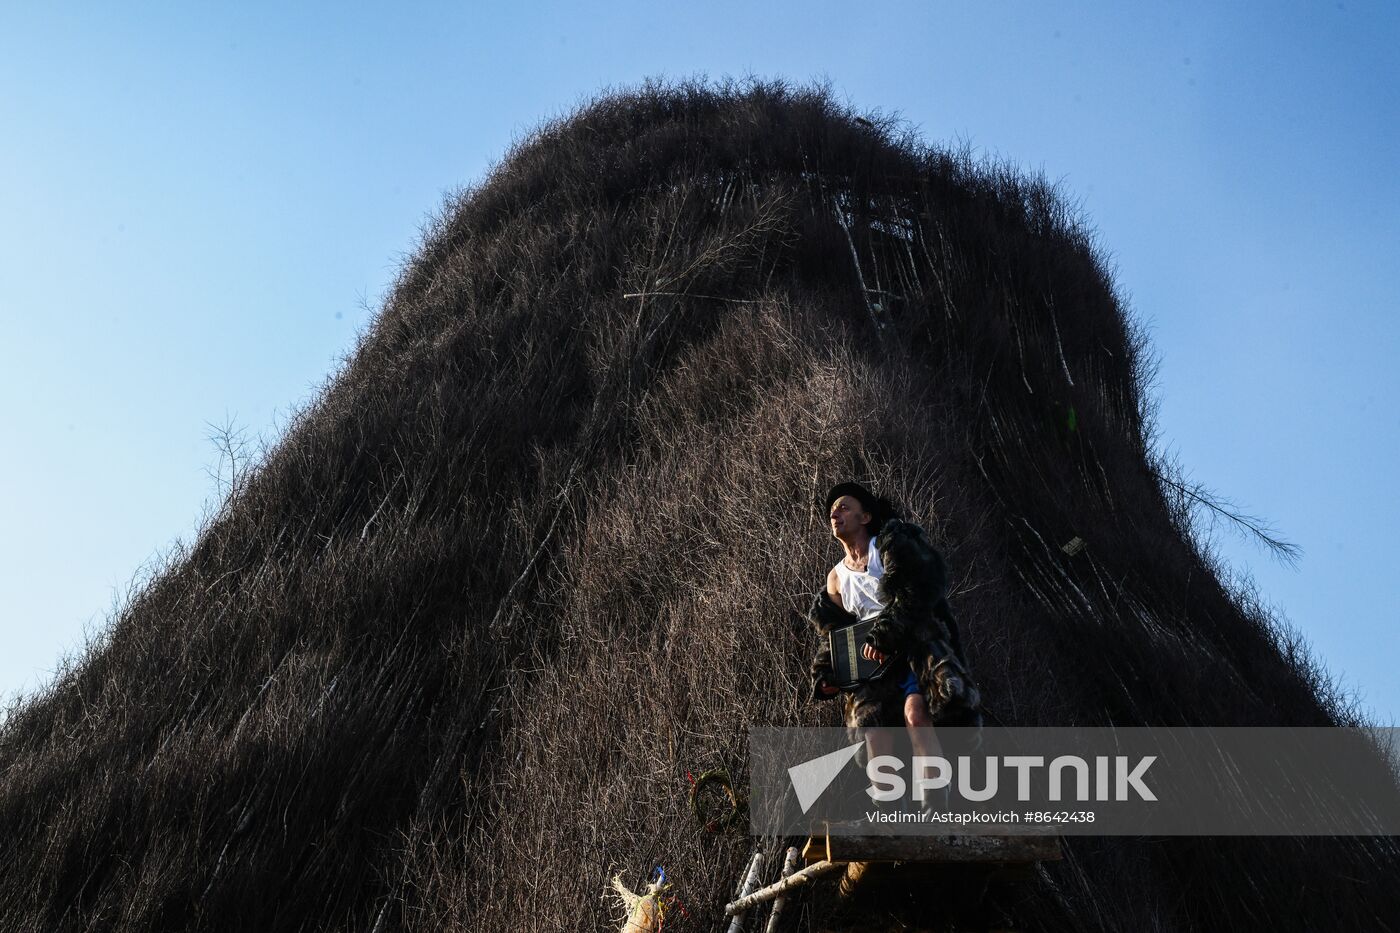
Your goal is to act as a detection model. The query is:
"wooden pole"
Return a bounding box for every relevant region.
[724,850,765,933]
[762,847,801,933]
[724,860,844,916]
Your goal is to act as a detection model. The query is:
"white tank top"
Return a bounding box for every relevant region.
[832,536,885,621]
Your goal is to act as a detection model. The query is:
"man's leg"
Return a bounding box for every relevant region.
[847,684,899,802]
[905,692,950,812]
[905,693,943,756]
[865,725,894,768]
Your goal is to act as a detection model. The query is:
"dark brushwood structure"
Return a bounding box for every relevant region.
[6,77,1397,932]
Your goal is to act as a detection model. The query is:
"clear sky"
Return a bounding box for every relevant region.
[2,2,1396,725]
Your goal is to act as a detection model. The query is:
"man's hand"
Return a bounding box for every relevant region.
[862,643,886,663]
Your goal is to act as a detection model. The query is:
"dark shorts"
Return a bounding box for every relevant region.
[842,660,926,733]
[897,662,921,697]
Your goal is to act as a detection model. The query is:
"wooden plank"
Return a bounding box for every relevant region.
[800,834,829,865]
[823,827,1062,864]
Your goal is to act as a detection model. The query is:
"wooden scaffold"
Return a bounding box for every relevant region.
[722,825,1062,932]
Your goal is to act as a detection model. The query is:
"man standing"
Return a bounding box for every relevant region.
[808,482,981,809]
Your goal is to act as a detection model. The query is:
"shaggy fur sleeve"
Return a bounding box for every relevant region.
[934,597,967,662]
[806,589,858,700]
[863,605,914,656]
[862,518,953,658]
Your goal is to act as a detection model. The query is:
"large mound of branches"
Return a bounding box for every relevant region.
[2,77,1396,932]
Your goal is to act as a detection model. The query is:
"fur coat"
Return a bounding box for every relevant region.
[808,518,983,731]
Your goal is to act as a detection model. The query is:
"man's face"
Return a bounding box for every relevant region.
[829,495,871,539]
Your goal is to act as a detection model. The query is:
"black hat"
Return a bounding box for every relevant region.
[824,482,896,532]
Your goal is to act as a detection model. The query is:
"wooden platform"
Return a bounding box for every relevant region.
[791,824,1063,931]
[801,822,1062,866]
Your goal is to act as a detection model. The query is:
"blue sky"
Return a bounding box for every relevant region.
[2,2,1396,725]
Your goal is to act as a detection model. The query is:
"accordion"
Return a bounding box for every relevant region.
[827,619,896,690]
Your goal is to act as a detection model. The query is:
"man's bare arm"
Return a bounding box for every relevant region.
[815,568,844,696]
[826,567,843,609]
